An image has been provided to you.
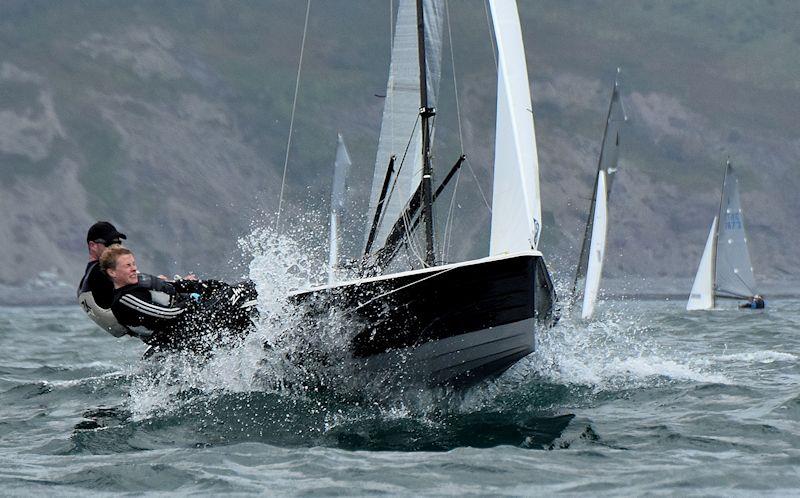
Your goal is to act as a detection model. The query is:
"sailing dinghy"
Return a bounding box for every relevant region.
[290,0,557,387]
[686,160,762,310]
[569,71,627,319]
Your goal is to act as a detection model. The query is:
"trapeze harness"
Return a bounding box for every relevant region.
[77,261,131,338]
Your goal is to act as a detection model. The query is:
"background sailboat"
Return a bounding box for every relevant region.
[569,71,627,319]
[687,160,760,310]
[327,133,352,285]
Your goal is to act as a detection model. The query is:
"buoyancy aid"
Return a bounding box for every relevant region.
[77,261,131,338]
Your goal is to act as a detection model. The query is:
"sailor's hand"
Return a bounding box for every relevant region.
[157,274,169,280]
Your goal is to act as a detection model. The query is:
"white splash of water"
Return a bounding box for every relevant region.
[127,221,738,422]
[512,304,730,393]
[714,351,797,364]
[128,224,329,420]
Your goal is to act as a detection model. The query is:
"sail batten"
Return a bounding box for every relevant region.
[488,0,542,255]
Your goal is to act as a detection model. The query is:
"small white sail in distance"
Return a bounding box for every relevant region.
[686,216,718,310]
[328,133,352,285]
[488,0,542,255]
[581,171,608,319]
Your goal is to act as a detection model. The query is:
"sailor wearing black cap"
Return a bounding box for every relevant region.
[77,221,131,337]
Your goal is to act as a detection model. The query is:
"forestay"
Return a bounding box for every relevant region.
[488,0,542,255]
[364,0,444,254]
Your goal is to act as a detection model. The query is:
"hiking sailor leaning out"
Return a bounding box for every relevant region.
[100,246,257,350]
[77,221,130,337]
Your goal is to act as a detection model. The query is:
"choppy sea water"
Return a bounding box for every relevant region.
[2,294,799,495]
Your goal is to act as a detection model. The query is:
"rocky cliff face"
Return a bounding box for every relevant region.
[0,0,797,304]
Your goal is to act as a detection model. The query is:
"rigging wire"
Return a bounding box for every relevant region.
[484,0,497,71]
[389,0,394,53]
[445,0,464,153]
[351,264,458,313]
[275,0,312,231]
[402,211,427,267]
[375,116,419,238]
[465,161,491,213]
[468,0,495,213]
[439,0,489,261]
[447,0,491,215]
[442,169,462,262]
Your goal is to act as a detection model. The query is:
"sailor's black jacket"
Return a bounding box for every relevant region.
[110,275,257,350]
[110,274,204,345]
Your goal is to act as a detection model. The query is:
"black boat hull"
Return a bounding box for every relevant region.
[290,251,556,387]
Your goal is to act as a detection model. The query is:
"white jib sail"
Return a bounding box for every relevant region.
[328,133,352,284]
[686,216,718,310]
[581,171,608,319]
[488,0,542,255]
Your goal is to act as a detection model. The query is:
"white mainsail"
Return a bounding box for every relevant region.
[328,133,352,284]
[571,75,626,318]
[686,216,718,311]
[488,0,542,255]
[581,171,608,319]
[364,0,444,254]
[715,162,757,299]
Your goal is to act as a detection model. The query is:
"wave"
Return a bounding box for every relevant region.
[714,350,797,364]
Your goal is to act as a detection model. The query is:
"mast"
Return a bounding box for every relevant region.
[417,0,436,266]
[712,160,728,297]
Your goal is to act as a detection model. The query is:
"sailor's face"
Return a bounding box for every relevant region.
[111,254,138,286]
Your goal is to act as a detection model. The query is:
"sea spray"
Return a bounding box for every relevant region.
[128,226,315,416]
[127,224,406,419]
[524,302,730,392]
[126,226,724,445]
